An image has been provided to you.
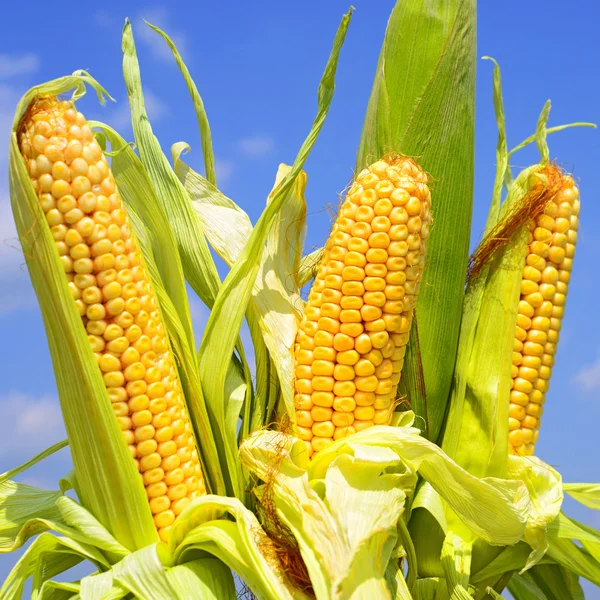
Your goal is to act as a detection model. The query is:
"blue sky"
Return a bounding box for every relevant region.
[0,0,598,594]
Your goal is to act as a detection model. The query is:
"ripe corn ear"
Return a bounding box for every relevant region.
[509,175,580,456]
[294,156,431,456]
[18,97,205,541]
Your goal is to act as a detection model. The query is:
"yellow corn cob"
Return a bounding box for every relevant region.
[294,156,431,457]
[18,97,205,541]
[509,175,580,456]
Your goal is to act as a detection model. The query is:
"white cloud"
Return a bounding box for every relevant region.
[0,83,21,165]
[136,8,188,63]
[0,54,39,79]
[574,357,600,392]
[0,194,36,313]
[237,135,275,158]
[0,391,65,458]
[214,158,234,187]
[0,83,37,313]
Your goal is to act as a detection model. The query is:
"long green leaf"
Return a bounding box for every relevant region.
[547,537,600,587]
[167,558,236,599]
[1,532,107,600]
[121,20,221,312]
[0,478,63,552]
[526,564,584,600]
[0,441,68,484]
[9,75,156,551]
[197,8,353,500]
[145,23,217,186]
[563,483,600,510]
[358,0,476,441]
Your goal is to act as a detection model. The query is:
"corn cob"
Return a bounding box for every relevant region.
[294,156,431,457]
[18,98,204,541]
[509,175,580,456]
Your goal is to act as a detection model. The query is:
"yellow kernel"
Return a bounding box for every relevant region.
[312,421,335,438]
[355,333,372,354]
[333,365,354,381]
[337,350,359,365]
[312,376,334,392]
[313,347,336,361]
[333,381,356,397]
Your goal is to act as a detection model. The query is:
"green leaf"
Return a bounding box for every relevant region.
[172,146,272,434]
[1,532,108,600]
[310,426,529,546]
[112,545,176,599]
[471,543,547,584]
[0,478,63,552]
[240,430,405,599]
[172,144,253,267]
[174,150,308,434]
[412,577,448,600]
[9,76,157,551]
[0,440,68,484]
[197,7,353,500]
[145,23,217,186]
[546,537,600,588]
[358,0,476,441]
[506,455,563,570]
[519,564,585,600]
[507,571,547,600]
[80,571,126,600]
[54,497,129,562]
[172,496,308,600]
[39,580,82,600]
[440,534,471,600]
[121,20,221,312]
[167,559,236,599]
[563,483,600,510]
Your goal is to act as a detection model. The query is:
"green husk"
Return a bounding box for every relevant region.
[145,22,217,186]
[358,0,477,441]
[173,149,307,435]
[9,74,156,551]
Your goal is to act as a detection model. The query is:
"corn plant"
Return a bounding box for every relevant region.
[2,1,599,599]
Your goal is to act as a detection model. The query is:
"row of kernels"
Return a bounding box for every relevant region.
[294,158,430,456]
[508,180,579,456]
[20,99,204,541]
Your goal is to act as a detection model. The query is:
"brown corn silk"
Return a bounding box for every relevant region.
[18,97,205,541]
[294,155,432,456]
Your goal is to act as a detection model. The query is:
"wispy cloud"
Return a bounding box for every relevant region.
[0,54,39,79]
[136,8,188,63]
[215,158,234,187]
[237,135,275,158]
[0,391,65,458]
[574,356,600,392]
[0,82,37,313]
